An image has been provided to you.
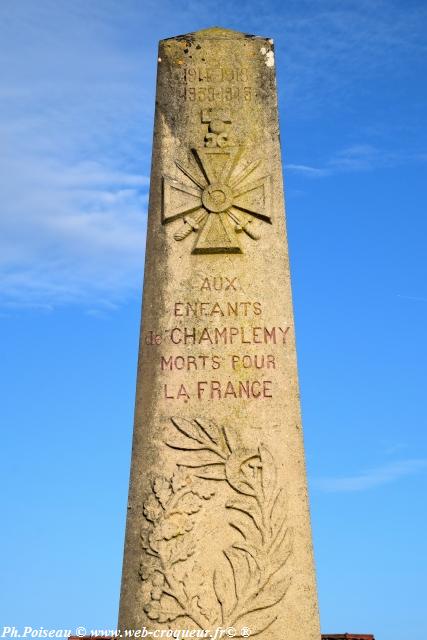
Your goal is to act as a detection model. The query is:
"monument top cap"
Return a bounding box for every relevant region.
[162,26,272,42]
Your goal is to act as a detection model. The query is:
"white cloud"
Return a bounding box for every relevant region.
[0,0,426,308]
[314,458,427,492]
[396,294,427,304]
[0,154,148,308]
[285,163,329,178]
[0,1,152,309]
[327,144,397,171]
[286,143,427,179]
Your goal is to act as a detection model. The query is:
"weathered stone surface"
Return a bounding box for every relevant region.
[118,27,320,639]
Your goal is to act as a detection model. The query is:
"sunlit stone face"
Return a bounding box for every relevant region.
[118,27,320,640]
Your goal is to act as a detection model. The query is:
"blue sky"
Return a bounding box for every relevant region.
[1,1,426,638]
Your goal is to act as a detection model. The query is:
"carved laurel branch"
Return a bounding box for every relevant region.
[140,417,293,636]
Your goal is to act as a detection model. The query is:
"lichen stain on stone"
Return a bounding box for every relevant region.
[260,46,275,67]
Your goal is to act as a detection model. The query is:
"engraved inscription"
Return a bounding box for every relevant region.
[140,417,293,632]
[143,272,291,403]
[181,66,255,103]
[184,66,249,83]
[181,85,255,103]
[163,380,273,402]
[143,325,288,347]
[162,110,272,254]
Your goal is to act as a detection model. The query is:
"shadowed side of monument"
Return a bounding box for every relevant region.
[118,27,320,639]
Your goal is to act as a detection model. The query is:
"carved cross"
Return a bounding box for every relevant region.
[162,113,272,254]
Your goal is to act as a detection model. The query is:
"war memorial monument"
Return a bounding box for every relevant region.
[117,26,321,639]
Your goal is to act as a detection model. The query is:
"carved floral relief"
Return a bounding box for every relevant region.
[140,417,293,635]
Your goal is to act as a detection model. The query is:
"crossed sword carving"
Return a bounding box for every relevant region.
[172,157,264,242]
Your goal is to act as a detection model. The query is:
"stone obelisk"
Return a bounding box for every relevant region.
[118,27,320,639]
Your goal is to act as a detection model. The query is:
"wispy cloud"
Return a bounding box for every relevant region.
[285,163,329,178]
[1,0,426,308]
[314,458,427,492]
[0,1,152,309]
[286,144,426,178]
[382,442,408,456]
[396,294,427,304]
[328,144,398,171]
[0,153,148,308]
[275,1,427,108]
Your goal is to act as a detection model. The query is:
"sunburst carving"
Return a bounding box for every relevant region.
[162,112,272,254]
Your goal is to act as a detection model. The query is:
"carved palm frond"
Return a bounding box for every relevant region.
[140,417,293,635]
